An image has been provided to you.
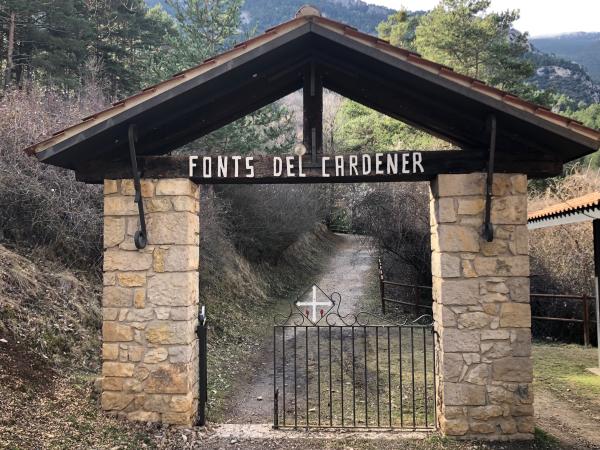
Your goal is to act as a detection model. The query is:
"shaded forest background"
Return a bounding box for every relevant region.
[0,0,599,381]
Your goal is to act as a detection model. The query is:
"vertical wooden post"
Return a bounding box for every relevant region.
[4,12,15,89]
[593,220,600,364]
[303,62,323,163]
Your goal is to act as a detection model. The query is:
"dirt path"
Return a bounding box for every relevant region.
[535,388,600,449]
[221,234,375,424]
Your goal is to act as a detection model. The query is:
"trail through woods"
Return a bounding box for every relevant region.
[220,233,375,424]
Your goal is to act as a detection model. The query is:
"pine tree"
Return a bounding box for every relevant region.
[414,0,533,90]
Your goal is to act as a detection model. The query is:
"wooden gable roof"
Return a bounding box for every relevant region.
[24,8,600,177]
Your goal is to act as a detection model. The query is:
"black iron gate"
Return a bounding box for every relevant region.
[273,288,436,430]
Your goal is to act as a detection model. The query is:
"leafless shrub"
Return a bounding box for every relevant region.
[0,84,107,270]
[348,182,431,286]
[529,166,599,295]
[217,184,329,263]
[529,167,598,343]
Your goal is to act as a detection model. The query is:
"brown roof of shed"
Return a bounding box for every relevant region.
[528,192,600,222]
[23,8,600,172]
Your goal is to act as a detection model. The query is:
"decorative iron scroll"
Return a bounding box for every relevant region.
[273,284,433,327]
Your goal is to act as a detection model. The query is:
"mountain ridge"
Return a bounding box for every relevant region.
[146,0,600,105]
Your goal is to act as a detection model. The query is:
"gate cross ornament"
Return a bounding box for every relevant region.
[296,285,333,322]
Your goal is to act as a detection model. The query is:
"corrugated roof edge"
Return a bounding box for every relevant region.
[23,13,600,158]
[528,192,600,221]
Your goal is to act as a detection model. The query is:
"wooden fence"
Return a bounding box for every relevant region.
[378,258,597,346]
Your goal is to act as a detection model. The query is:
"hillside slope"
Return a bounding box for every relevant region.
[532,33,600,82]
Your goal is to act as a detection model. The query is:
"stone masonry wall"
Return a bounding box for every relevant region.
[430,173,533,440]
[101,178,200,425]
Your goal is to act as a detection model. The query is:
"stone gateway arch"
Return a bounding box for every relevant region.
[24,6,600,442]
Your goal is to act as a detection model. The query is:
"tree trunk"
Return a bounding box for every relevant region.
[3,12,15,89]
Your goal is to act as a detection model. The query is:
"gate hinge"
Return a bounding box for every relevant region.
[483,115,497,242]
[128,124,148,249]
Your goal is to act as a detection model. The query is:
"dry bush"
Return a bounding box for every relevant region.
[217,184,330,263]
[347,182,431,286]
[529,167,599,344]
[529,167,599,295]
[0,84,107,270]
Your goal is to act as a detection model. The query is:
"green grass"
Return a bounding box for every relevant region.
[532,341,600,416]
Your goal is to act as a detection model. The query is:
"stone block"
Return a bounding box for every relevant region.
[146,212,198,245]
[439,416,469,436]
[441,329,480,353]
[103,322,134,342]
[434,173,485,197]
[433,303,457,327]
[511,175,528,194]
[491,196,527,225]
[104,180,119,195]
[102,376,124,391]
[103,343,119,360]
[492,357,533,382]
[469,421,495,434]
[133,289,146,309]
[434,225,480,252]
[103,361,135,377]
[469,405,503,420]
[458,312,493,329]
[434,278,481,305]
[104,196,138,216]
[473,256,529,277]
[169,345,194,363]
[144,348,169,364]
[172,196,198,212]
[510,329,532,357]
[464,364,490,385]
[121,179,155,197]
[499,303,531,328]
[442,353,464,381]
[156,179,196,196]
[102,391,134,411]
[492,174,513,196]
[146,322,194,345]
[103,286,132,307]
[433,197,457,223]
[443,382,487,406]
[506,277,530,303]
[117,272,146,287]
[516,416,535,434]
[104,249,153,271]
[104,217,126,248]
[431,252,461,278]
[457,198,484,215]
[145,198,173,212]
[154,246,199,273]
[480,240,508,256]
[148,272,199,306]
[144,363,191,394]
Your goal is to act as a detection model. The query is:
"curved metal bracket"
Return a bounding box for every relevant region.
[128,124,147,249]
[483,115,497,242]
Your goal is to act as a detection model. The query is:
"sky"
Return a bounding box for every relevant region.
[368,0,600,37]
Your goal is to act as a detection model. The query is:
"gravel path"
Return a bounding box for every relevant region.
[221,234,376,424]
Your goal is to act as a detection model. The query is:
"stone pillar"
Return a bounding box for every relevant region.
[101,178,200,425]
[430,173,533,440]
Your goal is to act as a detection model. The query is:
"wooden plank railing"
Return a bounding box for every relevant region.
[378,257,432,315]
[530,293,596,347]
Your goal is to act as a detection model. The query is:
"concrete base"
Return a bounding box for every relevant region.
[585,367,600,376]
